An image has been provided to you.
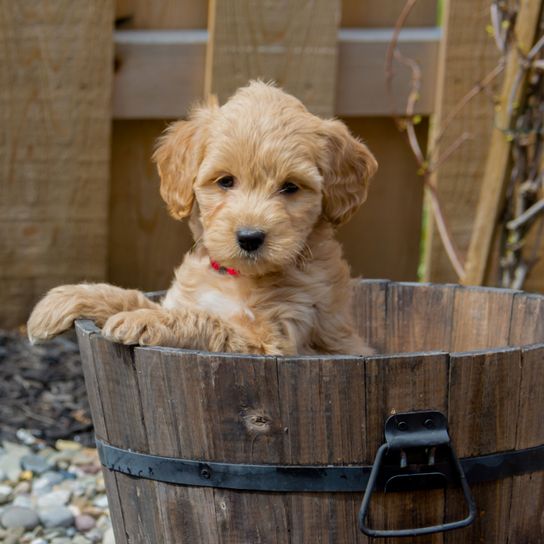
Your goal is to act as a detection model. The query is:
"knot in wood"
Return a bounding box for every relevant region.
[242,410,271,433]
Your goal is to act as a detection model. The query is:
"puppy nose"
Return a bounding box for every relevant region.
[237,228,266,252]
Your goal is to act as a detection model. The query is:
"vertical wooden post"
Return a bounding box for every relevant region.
[205,0,340,117]
[424,0,501,283]
[0,1,114,327]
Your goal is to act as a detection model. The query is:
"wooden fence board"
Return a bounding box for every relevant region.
[205,0,340,118]
[425,0,501,284]
[0,1,114,327]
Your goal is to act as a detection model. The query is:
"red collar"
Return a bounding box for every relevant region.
[210,258,240,277]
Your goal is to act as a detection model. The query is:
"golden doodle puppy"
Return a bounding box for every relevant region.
[28,81,377,356]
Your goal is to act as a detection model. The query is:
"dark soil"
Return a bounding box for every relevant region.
[0,329,94,446]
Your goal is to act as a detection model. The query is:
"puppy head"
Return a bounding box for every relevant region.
[153,81,377,275]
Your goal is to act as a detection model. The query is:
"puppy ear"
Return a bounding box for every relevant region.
[317,119,378,226]
[153,113,208,220]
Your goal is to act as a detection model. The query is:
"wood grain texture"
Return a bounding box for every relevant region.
[509,292,544,345]
[341,0,437,27]
[386,282,456,353]
[109,120,194,291]
[205,0,340,118]
[365,353,449,543]
[351,279,389,354]
[507,344,544,542]
[338,117,427,282]
[445,348,522,543]
[450,287,515,352]
[89,336,163,544]
[425,0,502,284]
[112,28,439,118]
[115,0,207,29]
[0,1,114,327]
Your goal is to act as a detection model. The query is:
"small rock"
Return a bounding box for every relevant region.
[92,495,108,509]
[15,429,38,446]
[13,495,33,509]
[3,527,25,544]
[0,484,12,504]
[13,481,31,495]
[1,506,40,530]
[21,454,50,475]
[39,506,74,528]
[33,471,64,494]
[37,490,71,509]
[75,514,96,532]
[72,536,92,544]
[0,442,29,481]
[102,527,115,544]
[31,539,48,544]
[83,528,104,543]
[0,468,6,481]
[55,440,82,452]
[20,470,33,481]
[51,538,72,544]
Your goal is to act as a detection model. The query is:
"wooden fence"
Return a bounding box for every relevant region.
[5,0,539,328]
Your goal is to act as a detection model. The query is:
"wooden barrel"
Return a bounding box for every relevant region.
[75,280,544,543]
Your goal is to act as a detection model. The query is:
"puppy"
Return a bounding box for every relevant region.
[27,81,377,356]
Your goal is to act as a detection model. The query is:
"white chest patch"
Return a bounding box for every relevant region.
[196,290,255,321]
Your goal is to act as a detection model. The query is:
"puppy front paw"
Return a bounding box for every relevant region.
[102,309,171,346]
[27,285,86,344]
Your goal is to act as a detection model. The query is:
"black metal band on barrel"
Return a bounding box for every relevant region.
[96,439,544,493]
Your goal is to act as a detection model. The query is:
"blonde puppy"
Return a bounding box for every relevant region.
[28,82,377,356]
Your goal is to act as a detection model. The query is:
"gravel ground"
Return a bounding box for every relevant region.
[0,330,114,543]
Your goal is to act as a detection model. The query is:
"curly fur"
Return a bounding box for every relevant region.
[27,81,377,356]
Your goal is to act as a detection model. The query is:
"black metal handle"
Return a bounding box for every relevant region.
[358,411,477,538]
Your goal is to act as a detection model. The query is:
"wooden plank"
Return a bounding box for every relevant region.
[116,0,437,30]
[108,120,194,291]
[351,279,389,354]
[112,28,439,118]
[507,344,544,542]
[386,283,457,353]
[364,353,449,543]
[205,0,340,117]
[509,292,544,345]
[0,1,114,327]
[445,348,522,543]
[277,356,367,543]
[136,347,290,543]
[115,0,207,29]
[338,117,427,281]
[450,287,515,352]
[425,0,502,284]
[462,0,543,285]
[341,0,437,28]
[89,336,164,544]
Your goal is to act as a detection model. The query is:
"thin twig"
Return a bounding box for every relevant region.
[506,198,544,229]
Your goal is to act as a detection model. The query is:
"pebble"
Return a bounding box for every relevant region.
[92,495,108,509]
[72,536,92,544]
[0,484,12,504]
[31,539,48,544]
[21,454,50,475]
[13,495,33,508]
[33,471,64,494]
[39,506,74,528]
[0,442,29,481]
[55,440,82,452]
[75,513,96,532]
[37,489,71,509]
[102,527,115,544]
[1,505,40,530]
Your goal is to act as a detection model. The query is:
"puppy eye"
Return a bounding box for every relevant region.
[279,181,299,194]
[217,175,235,189]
